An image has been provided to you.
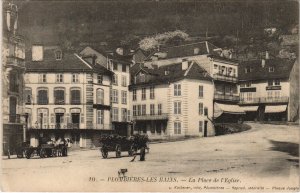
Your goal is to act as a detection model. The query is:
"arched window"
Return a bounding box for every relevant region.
[70,88,80,105]
[24,88,32,104]
[55,50,62,60]
[96,89,104,104]
[54,88,65,104]
[37,89,48,105]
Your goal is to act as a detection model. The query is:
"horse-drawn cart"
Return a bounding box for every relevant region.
[99,134,149,159]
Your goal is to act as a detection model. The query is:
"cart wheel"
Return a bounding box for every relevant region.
[25,149,32,159]
[128,145,135,156]
[101,149,108,159]
[115,145,121,158]
[40,148,46,158]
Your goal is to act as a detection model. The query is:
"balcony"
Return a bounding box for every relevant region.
[8,114,21,123]
[6,56,25,68]
[214,93,240,102]
[239,96,289,105]
[133,113,168,121]
[213,74,238,83]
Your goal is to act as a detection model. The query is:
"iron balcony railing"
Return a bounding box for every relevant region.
[214,93,240,102]
[239,96,289,104]
[132,113,168,121]
[9,114,21,123]
[213,74,238,83]
[29,123,112,130]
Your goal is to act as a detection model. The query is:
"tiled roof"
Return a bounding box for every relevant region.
[25,49,111,75]
[145,41,220,60]
[129,61,212,88]
[238,58,296,81]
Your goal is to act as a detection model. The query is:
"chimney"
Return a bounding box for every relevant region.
[32,45,44,61]
[261,59,266,68]
[92,55,97,65]
[182,59,189,70]
[265,51,269,59]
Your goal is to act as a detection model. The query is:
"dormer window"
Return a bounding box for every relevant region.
[194,47,200,55]
[269,66,274,72]
[55,51,62,60]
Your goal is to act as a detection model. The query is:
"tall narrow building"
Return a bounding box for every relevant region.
[2,2,26,155]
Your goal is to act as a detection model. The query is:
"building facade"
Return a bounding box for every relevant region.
[25,46,113,148]
[238,57,299,122]
[2,2,26,154]
[129,61,215,140]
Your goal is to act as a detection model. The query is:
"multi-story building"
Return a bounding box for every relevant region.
[80,46,132,136]
[143,41,243,123]
[129,60,215,139]
[24,45,113,148]
[238,57,299,122]
[2,2,26,154]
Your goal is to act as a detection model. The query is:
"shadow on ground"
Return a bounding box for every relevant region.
[269,140,299,157]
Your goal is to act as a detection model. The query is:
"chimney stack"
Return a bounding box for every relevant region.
[182,59,189,70]
[265,51,269,59]
[261,59,266,68]
[32,45,44,61]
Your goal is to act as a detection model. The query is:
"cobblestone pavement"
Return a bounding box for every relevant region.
[1,123,299,191]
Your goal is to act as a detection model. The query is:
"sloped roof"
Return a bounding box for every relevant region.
[238,58,296,81]
[25,49,111,75]
[129,61,212,88]
[145,41,220,60]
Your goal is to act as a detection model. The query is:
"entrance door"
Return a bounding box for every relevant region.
[55,113,64,129]
[71,113,80,129]
[204,121,208,137]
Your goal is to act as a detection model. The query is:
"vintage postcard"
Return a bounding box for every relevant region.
[1,0,299,192]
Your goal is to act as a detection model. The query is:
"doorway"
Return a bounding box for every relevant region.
[204,121,208,137]
[71,113,80,129]
[55,113,64,129]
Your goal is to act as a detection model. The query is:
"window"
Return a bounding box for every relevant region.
[233,69,236,77]
[240,83,245,88]
[121,91,127,104]
[150,86,155,99]
[174,101,181,114]
[97,110,104,124]
[112,108,119,121]
[158,104,162,115]
[127,110,131,121]
[9,72,19,92]
[112,89,118,103]
[122,64,127,72]
[139,72,146,83]
[72,74,79,83]
[121,108,127,122]
[54,89,65,104]
[56,74,63,83]
[112,74,118,85]
[174,84,181,96]
[214,64,218,69]
[42,74,47,83]
[24,88,32,105]
[204,107,208,116]
[274,79,280,86]
[113,63,118,71]
[247,92,253,101]
[267,91,273,100]
[70,89,80,104]
[55,51,62,60]
[274,91,281,99]
[142,88,146,100]
[199,85,204,98]
[269,66,274,72]
[245,67,250,73]
[133,89,137,101]
[97,74,103,84]
[37,89,48,105]
[137,105,141,116]
[268,80,273,86]
[121,75,127,87]
[150,104,155,115]
[133,105,137,116]
[199,103,203,115]
[96,89,104,104]
[174,122,181,134]
[246,82,252,87]
[141,104,146,115]
[199,121,203,132]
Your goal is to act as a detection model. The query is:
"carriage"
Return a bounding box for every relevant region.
[99,134,149,159]
[23,139,68,159]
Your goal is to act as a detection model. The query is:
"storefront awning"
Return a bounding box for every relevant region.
[265,105,287,113]
[214,103,245,118]
[240,106,258,112]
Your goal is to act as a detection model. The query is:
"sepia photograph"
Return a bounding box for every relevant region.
[1,0,299,192]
